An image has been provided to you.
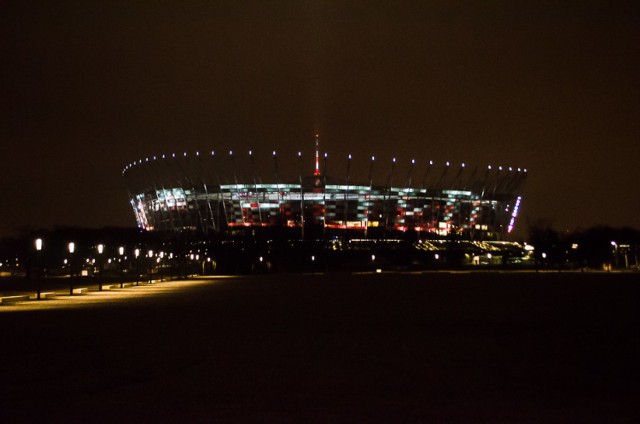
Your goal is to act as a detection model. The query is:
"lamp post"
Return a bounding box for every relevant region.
[159,251,164,282]
[118,246,124,288]
[134,248,140,286]
[97,244,104,291]
[168,252,174,281]
[35,238,43,300]
[148,250,153,284]
[68,242,75,295]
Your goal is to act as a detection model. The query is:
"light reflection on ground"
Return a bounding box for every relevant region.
[0,277,234,312]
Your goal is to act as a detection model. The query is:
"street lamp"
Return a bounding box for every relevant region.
[159,251,164,282]
[118,246,124,288]
[35,238,43,300]
[68,242,75,295]
[134,248,140,286]
[169,252,174,280]
[97,244,104,291]
[148,250,153,283]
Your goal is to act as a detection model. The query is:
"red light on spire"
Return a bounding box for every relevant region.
[314,133,320,176]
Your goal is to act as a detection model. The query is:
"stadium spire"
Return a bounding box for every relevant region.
[314,133,320,176]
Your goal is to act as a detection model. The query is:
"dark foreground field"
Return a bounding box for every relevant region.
[1,272,639,422]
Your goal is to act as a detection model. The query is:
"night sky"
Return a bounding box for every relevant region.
[2,1,638,238]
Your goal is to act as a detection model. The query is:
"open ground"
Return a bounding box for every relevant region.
[1,271,638,422]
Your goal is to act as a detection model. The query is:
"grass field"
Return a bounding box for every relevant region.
[1,271,638,422]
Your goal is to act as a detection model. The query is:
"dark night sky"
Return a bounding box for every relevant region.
[1,1,639,238]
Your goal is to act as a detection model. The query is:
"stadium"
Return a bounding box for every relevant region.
[123,135,531,272]
[123,136,527,244]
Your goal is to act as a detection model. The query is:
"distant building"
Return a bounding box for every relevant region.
[123,139,527,241]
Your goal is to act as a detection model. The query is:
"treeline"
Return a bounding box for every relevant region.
[1,224,639,272]
[528,222,640,270]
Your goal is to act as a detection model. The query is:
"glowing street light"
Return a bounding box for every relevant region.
[97,244,104,291]
[34,238,43,300]
[68,242,76,295]
[159,251,165,282]
[118,246,125,288]
[134,248,140,286]
[147,249,153,283]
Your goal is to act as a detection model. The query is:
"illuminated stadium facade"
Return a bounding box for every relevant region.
[123,137,527,241]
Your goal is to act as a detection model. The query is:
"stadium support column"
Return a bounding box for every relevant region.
[385,158,396,235]
[249,150,263,225]
[421,160,434,235]
[406,159,416,232]
[273,151,282,226]
[323,152,328,236]
[198,150,217,233]
[212,151,226,231]
[344,154,351,232]
[230,150,244,226]
[365,156,375,238]
[298,151,304,240]
[405,159,415,187]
